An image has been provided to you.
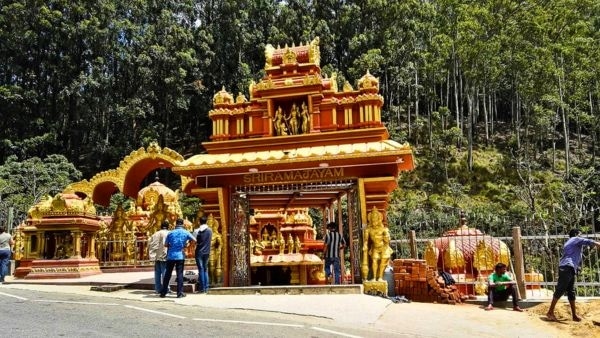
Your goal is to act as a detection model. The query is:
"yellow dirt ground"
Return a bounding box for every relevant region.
[528,300,600,337]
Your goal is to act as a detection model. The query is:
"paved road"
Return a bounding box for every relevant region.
[0,283,567,338]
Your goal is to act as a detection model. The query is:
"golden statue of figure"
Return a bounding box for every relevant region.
[424,240,439,267]
[362,206,393,281]
[110,204,129,234]
[254,238,264,255]
[473,240,494,272]
[443,239,465,271]
[273,106,284,136]
[294,235,302,254]
[287,233,294,254]
[55,234,73,259]
[207,214,223,284]
[249,234,255,254]
[286,212,296,224]
[278,233,285,255]
[286,103,300,135]
[146,195,171,234]
[300,102,310,134]
[13,229,24,261]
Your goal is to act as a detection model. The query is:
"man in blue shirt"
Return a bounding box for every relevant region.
[160,219,196,298]
[546,228,600,321]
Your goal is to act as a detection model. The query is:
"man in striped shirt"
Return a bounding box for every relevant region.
[324,222,346,284]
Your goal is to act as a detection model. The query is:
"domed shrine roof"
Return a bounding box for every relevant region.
[27,193,96,219]
[426,213,510,273]
[136,181,178,211]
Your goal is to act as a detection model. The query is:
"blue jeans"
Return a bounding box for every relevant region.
[161,260,184,296]
[195,253,210,292]
[153,260,167,293]
[0,249,10,282]
[325,257,342,284]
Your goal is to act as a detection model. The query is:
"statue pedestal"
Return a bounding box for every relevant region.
[363,280,388,297]
[15,258,102,279]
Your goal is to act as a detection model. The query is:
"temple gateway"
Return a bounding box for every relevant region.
[14,38,414,293]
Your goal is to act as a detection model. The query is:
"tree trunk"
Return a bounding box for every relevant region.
[558,69,570,178]
[467,85,474,171]
[483,87,489,145]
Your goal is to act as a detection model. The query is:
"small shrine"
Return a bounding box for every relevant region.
[424,212,511,294]
[248,208,324,285]
[15,193,102,279]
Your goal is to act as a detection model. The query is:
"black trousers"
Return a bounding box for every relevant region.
[488,284,519,307]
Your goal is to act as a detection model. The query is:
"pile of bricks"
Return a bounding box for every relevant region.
[392,259,463,304]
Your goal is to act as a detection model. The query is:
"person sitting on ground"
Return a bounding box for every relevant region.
[485,262,523,312]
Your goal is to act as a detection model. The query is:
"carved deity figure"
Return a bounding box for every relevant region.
[294,235,302,254]
[286,212,296,224]
[287,233,294,254]
[110,204,129,235]
[13,229,24,260]
[207,214,223,284]
[146,195,170,235]
[278,233,285,255]
[300,102,310,134]
[254,238,264,255]
[273,106,285,136]
[362,206,393,281]
[55,234,73,259]
[286,103,300,135]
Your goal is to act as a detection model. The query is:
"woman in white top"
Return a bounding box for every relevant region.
[0,226,14,283]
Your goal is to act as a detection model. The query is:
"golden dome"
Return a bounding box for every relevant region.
[213,86,234,105]
[27,193,96,219]
[357,70,379,91]
[136,181,178,211]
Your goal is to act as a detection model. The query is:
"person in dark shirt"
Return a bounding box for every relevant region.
[546,228,600,321]
[193,216,212,293]
[324,222,346,284]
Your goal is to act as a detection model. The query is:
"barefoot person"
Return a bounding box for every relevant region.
[546,228,600,322]
[485,262,524,312]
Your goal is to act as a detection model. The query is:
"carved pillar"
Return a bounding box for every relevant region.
[36,231,44,257]
[89,233,96,259]
[72,231,82,258]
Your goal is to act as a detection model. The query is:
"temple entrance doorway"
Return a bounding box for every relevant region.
[229,179,362,286]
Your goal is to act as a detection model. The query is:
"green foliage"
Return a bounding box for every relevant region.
[0,155,81,225]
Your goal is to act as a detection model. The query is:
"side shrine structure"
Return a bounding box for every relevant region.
[14,38,415,293]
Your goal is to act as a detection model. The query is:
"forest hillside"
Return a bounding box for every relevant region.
[1,1,598,235]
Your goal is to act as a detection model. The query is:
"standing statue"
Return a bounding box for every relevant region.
[286,103,300,135]
[294,235,302,254]
[207,214,223,284]
[362,206,393,281]
[278,233,285,255]
[273,106,284,136]
[300,102,310,134]
[287,233,294,254]
[146,195,171,235]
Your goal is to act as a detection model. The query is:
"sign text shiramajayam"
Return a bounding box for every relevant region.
[243,167,344,184]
